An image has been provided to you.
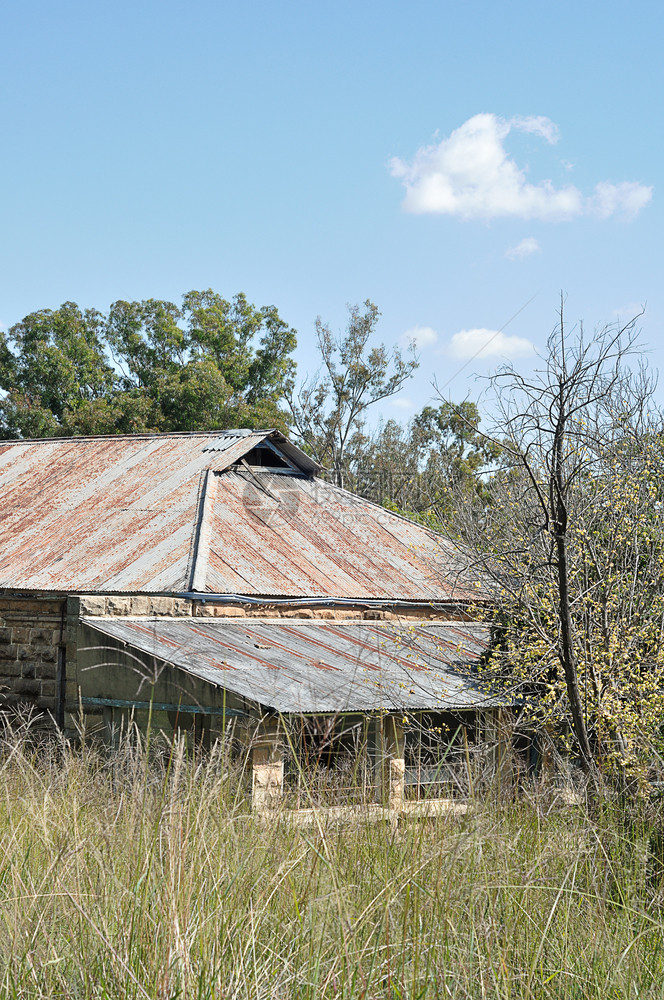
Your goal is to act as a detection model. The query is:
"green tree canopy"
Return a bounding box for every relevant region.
[337,401,499,523]
[0,291,297,438]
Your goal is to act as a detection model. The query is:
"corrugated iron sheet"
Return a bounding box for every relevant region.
[202,429,254,451]
[82,617,504,713]
[206,472,478,601]
[0,431,483,601]
[0,431,284,593]
[203,430,320,476]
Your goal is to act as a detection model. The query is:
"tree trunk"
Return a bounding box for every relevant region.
[554,529,594,772]
[553,402,594,772]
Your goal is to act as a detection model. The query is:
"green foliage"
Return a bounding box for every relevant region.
[0,301,116,436]
[413,401,501,482]
[288,301,418,487]
[341,401,499,520]
[0,291,297,438]
[482,436,664,784]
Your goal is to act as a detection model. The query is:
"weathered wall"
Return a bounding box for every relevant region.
[79,595,193,617]
[0,593,73,723]
[0,590,474,729]
[78,594,469,622]
[76,621,251,745]
[77,621,247,712]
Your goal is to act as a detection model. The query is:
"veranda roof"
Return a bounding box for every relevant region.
[82,616,504,714]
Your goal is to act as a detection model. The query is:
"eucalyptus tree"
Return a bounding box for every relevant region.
[0,301,115,438]
[0,290,297,437]
[344,402,499,518]
[287,301,418,488]
[106,290,297,433]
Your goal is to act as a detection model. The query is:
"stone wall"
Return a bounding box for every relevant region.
[192,603,467,621]
[79,595,193,617]
[0,594,72,723]
[78,594,470,622]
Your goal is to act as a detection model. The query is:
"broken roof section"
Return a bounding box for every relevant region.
[0,430,481,601]
[82,617,502,714]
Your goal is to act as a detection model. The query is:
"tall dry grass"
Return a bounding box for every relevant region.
[0,720,663,999]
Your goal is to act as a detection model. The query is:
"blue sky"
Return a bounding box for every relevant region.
[1,0,661,423]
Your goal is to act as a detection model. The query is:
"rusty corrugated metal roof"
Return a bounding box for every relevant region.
[82,617,504,713]
[206,472,477,601]
[0,431,482,600]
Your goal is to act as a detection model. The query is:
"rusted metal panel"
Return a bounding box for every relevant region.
[82,617,504,713]
[206,472,478,601]
[0,432,286,593]
[203,429,320,476]
[189,470,218,592]
[0,432,482,601]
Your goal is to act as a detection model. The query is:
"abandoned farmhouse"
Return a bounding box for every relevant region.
[0,429,505,809]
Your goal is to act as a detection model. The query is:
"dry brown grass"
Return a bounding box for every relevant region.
[0,719,663,998]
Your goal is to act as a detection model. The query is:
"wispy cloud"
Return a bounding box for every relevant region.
[399,325,438,350]
[446,328,535,360]
[590,181,652,219]
[390,113,652,221]
[389,396,414,410]
[506,236,540,260]
[612,301,645,320]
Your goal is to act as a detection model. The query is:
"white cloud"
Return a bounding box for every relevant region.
[390,113,652,222]
[447,328,535,360]
[589,181,653,219]
[510,115,559,144]
[389,396,414,410]
[399,325,438,350]
[506,237,540,260]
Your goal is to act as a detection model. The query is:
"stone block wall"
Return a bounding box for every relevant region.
[79,595,193,617]
[78,594,470,622]
[191,602,469,622]
[0,594,70,723]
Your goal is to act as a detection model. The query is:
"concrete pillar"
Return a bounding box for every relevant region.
[376,714,405,813]
[387,757,406,813]
[252,717,284,813]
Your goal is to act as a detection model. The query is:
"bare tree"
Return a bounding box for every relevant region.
[449,299,664,779]
[286,301,418,488]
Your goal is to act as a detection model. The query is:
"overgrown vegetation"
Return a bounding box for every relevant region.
[447,307,664,786]
[5,295,664,994]
[2,722,664,999]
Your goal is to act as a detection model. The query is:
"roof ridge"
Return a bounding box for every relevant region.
[0,429,275,446]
